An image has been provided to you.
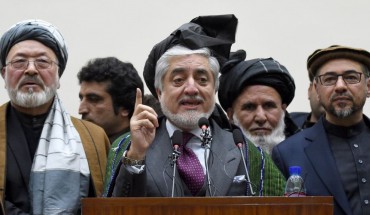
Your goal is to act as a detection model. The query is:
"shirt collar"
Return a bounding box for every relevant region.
[323,117,366,138]
[165,119,206,139]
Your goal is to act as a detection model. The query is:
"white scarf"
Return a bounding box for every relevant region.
[29,96,90,214]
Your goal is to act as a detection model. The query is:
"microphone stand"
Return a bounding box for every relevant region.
[233,128,256,196]
[201,128,213,196]
[238,145,256,196]
[170,148,181,197]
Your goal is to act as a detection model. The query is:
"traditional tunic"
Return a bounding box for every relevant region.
[325,119,370,215]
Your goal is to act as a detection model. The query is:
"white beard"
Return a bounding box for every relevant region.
[160,95,214,130]
[233,112,286,154]
[5,73,59,108]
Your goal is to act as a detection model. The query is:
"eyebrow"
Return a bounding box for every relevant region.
[8,53,52,61]
[170,67,210,75]
[80,92,103,98]
[321,70,360,75]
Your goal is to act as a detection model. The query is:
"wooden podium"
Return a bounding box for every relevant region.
[82,196,333,215]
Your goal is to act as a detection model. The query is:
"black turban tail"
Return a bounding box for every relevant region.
[0,20,68,76]
[143,14,238,97]
[218,50,296,111]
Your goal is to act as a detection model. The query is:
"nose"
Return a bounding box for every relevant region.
[334,76,348,92]
[183,78,199,95]
[78,98,89,115]
[24,61,38,76]
[254,106,267,125]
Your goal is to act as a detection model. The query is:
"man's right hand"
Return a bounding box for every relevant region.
[127,88,159,160]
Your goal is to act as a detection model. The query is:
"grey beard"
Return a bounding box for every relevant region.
[233,112,286,154]
[327,92,366,119]
[160,101,214,130]
[330,108,353,118]
[8,85,56,108]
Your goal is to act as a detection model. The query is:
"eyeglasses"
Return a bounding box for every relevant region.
[315,72,362,86]
[6,58,58,71]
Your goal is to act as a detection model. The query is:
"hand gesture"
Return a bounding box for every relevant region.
[127,88,159,160]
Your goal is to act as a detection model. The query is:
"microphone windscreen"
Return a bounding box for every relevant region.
[198,117,210,128]
[232,129,244,145]
[172,130,183,146]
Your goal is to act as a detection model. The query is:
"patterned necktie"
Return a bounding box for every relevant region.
[177,132,205,196]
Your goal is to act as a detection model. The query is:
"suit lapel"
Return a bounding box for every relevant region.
[6,104,33,188]
[146,120,180,196]
[206,121,241,196]
[304,120,352,215]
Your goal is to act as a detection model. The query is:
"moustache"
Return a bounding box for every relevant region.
[330,93,353,102]
[179,95,204,103]
[17,76,44,89]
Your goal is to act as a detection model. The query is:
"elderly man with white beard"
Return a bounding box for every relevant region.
[218,50,299,154]
[0,19,110,215]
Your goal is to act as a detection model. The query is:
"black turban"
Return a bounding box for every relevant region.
[218,50,296,111]
[0,19,68,77]
[143,14,238,96]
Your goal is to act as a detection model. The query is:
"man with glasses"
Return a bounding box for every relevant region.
[0,19,110,214]
[272,45,370,215]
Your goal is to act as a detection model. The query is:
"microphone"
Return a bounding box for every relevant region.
[170,130,182,197]
[198,117,213,195]
[172,130,183,152]
[198,117,212,147]
[233,128,255,196]
[198,117,209,131]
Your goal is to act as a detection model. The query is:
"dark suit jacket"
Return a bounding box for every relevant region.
[290,112,310,129]
[0,102,110,214]
[113,118,248,197]
[271,117,370,215]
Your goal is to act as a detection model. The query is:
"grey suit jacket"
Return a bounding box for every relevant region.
[272,117,370,215]
[113,118,247,197]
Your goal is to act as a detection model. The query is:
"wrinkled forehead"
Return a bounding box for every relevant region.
[317,58,364,75]
[6,40,57,59]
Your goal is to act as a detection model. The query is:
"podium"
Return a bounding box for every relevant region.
[82,196,333,215]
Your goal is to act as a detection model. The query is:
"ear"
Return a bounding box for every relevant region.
[367,78,370,98]
[1,67,5,79]
[156,88,162,100]
[120,108,129,117]
[313,80,321,101]
[308,82,313,99]
[282,103,287,111]
[226,108,234,123]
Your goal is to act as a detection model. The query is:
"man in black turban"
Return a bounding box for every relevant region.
[143,14,237,97]
[112,15,286,198]
[141,14,238,129]
[218,50,299,154]
[0,19,109,214]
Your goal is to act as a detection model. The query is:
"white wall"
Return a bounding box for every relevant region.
[1,0,370,117]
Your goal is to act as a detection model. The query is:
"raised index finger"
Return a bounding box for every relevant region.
[135,88,143,108]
